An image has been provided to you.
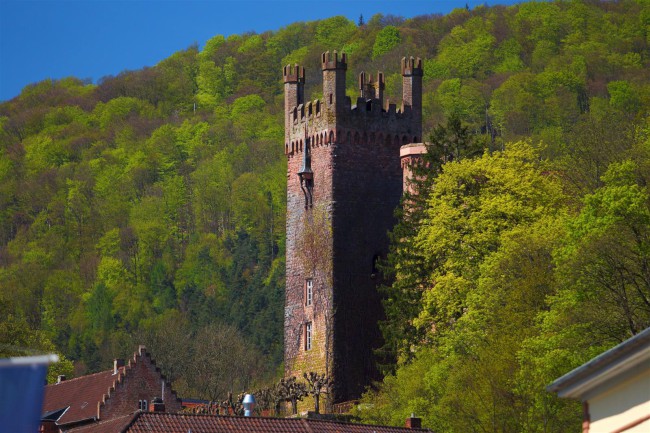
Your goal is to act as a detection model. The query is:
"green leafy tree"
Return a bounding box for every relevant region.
[372,26,401,59]
[315,16,357,49]
[380,116,482,364]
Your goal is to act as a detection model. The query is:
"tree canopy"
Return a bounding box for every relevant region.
[1,0,649,423]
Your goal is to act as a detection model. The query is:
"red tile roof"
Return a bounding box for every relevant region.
[66,413,135,433]
[117,412,431,433]
[42,368,126,426]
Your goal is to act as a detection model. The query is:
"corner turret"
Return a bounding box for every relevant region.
[284,64,305,142]
[321,51,348,118]
[401,57,423,139]
[359,71,385,106]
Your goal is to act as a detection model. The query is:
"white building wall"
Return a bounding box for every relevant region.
[588,368,650,433]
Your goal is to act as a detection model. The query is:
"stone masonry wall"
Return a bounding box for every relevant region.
[285,142,334,385]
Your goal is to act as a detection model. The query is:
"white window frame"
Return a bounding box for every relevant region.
[305,322,312,351]
[306,278,313,306]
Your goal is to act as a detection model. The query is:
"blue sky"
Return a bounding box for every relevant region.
[0,0,520,101]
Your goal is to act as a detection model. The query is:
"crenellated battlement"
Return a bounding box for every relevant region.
[283,63,305,83]
[401,56,423,76]
[359,71,384,102]
[321,50,347,70]
[284,54,422,155]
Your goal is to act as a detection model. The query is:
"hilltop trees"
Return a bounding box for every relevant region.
[1,0,649,424]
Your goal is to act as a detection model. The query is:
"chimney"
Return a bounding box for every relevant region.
[56,375,66,383]
[149,397,165,412]
[113,358,125,375]
[405,414,422,429]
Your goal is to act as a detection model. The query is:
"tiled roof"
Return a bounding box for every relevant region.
[66,413,135,433]
[120,412,431,433]
[42,368,125,425]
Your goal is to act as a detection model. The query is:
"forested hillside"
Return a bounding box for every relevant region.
[1,0,649,423]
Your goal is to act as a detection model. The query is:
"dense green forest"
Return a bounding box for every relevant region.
[1,0,650,429]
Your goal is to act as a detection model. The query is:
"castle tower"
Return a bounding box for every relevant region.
[284,52,423,408]
[283,63,305,143]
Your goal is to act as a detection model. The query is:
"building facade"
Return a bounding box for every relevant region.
[283,51,423,406]
[547,327,650,433]
[41,346,181,432]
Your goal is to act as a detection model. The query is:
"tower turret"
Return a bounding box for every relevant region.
[358,71,385,105]
[401,57,423,140]
[284,64,305,142]
[321,51,348,118]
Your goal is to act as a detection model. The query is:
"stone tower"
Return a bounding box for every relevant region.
[284,52,423,406]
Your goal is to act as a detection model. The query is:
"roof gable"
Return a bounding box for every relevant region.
[42,369,123,425]
[42,346,180,427]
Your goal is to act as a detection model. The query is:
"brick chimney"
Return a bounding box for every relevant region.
[113,358,125,375]
[405,414,422,429]
[149,397,165,412]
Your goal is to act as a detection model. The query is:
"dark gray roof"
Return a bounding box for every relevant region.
[547,327,650,399]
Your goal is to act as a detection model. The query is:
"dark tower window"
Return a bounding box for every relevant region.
[371,254,380,278]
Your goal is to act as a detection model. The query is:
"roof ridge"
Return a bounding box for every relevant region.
[45,368,114,387]
[118,411,142,433]
[138,412,430,431]
[304,417,429,431]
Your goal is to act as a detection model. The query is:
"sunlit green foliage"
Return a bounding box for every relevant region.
[1,0,649,420]
[372,26,401,59]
